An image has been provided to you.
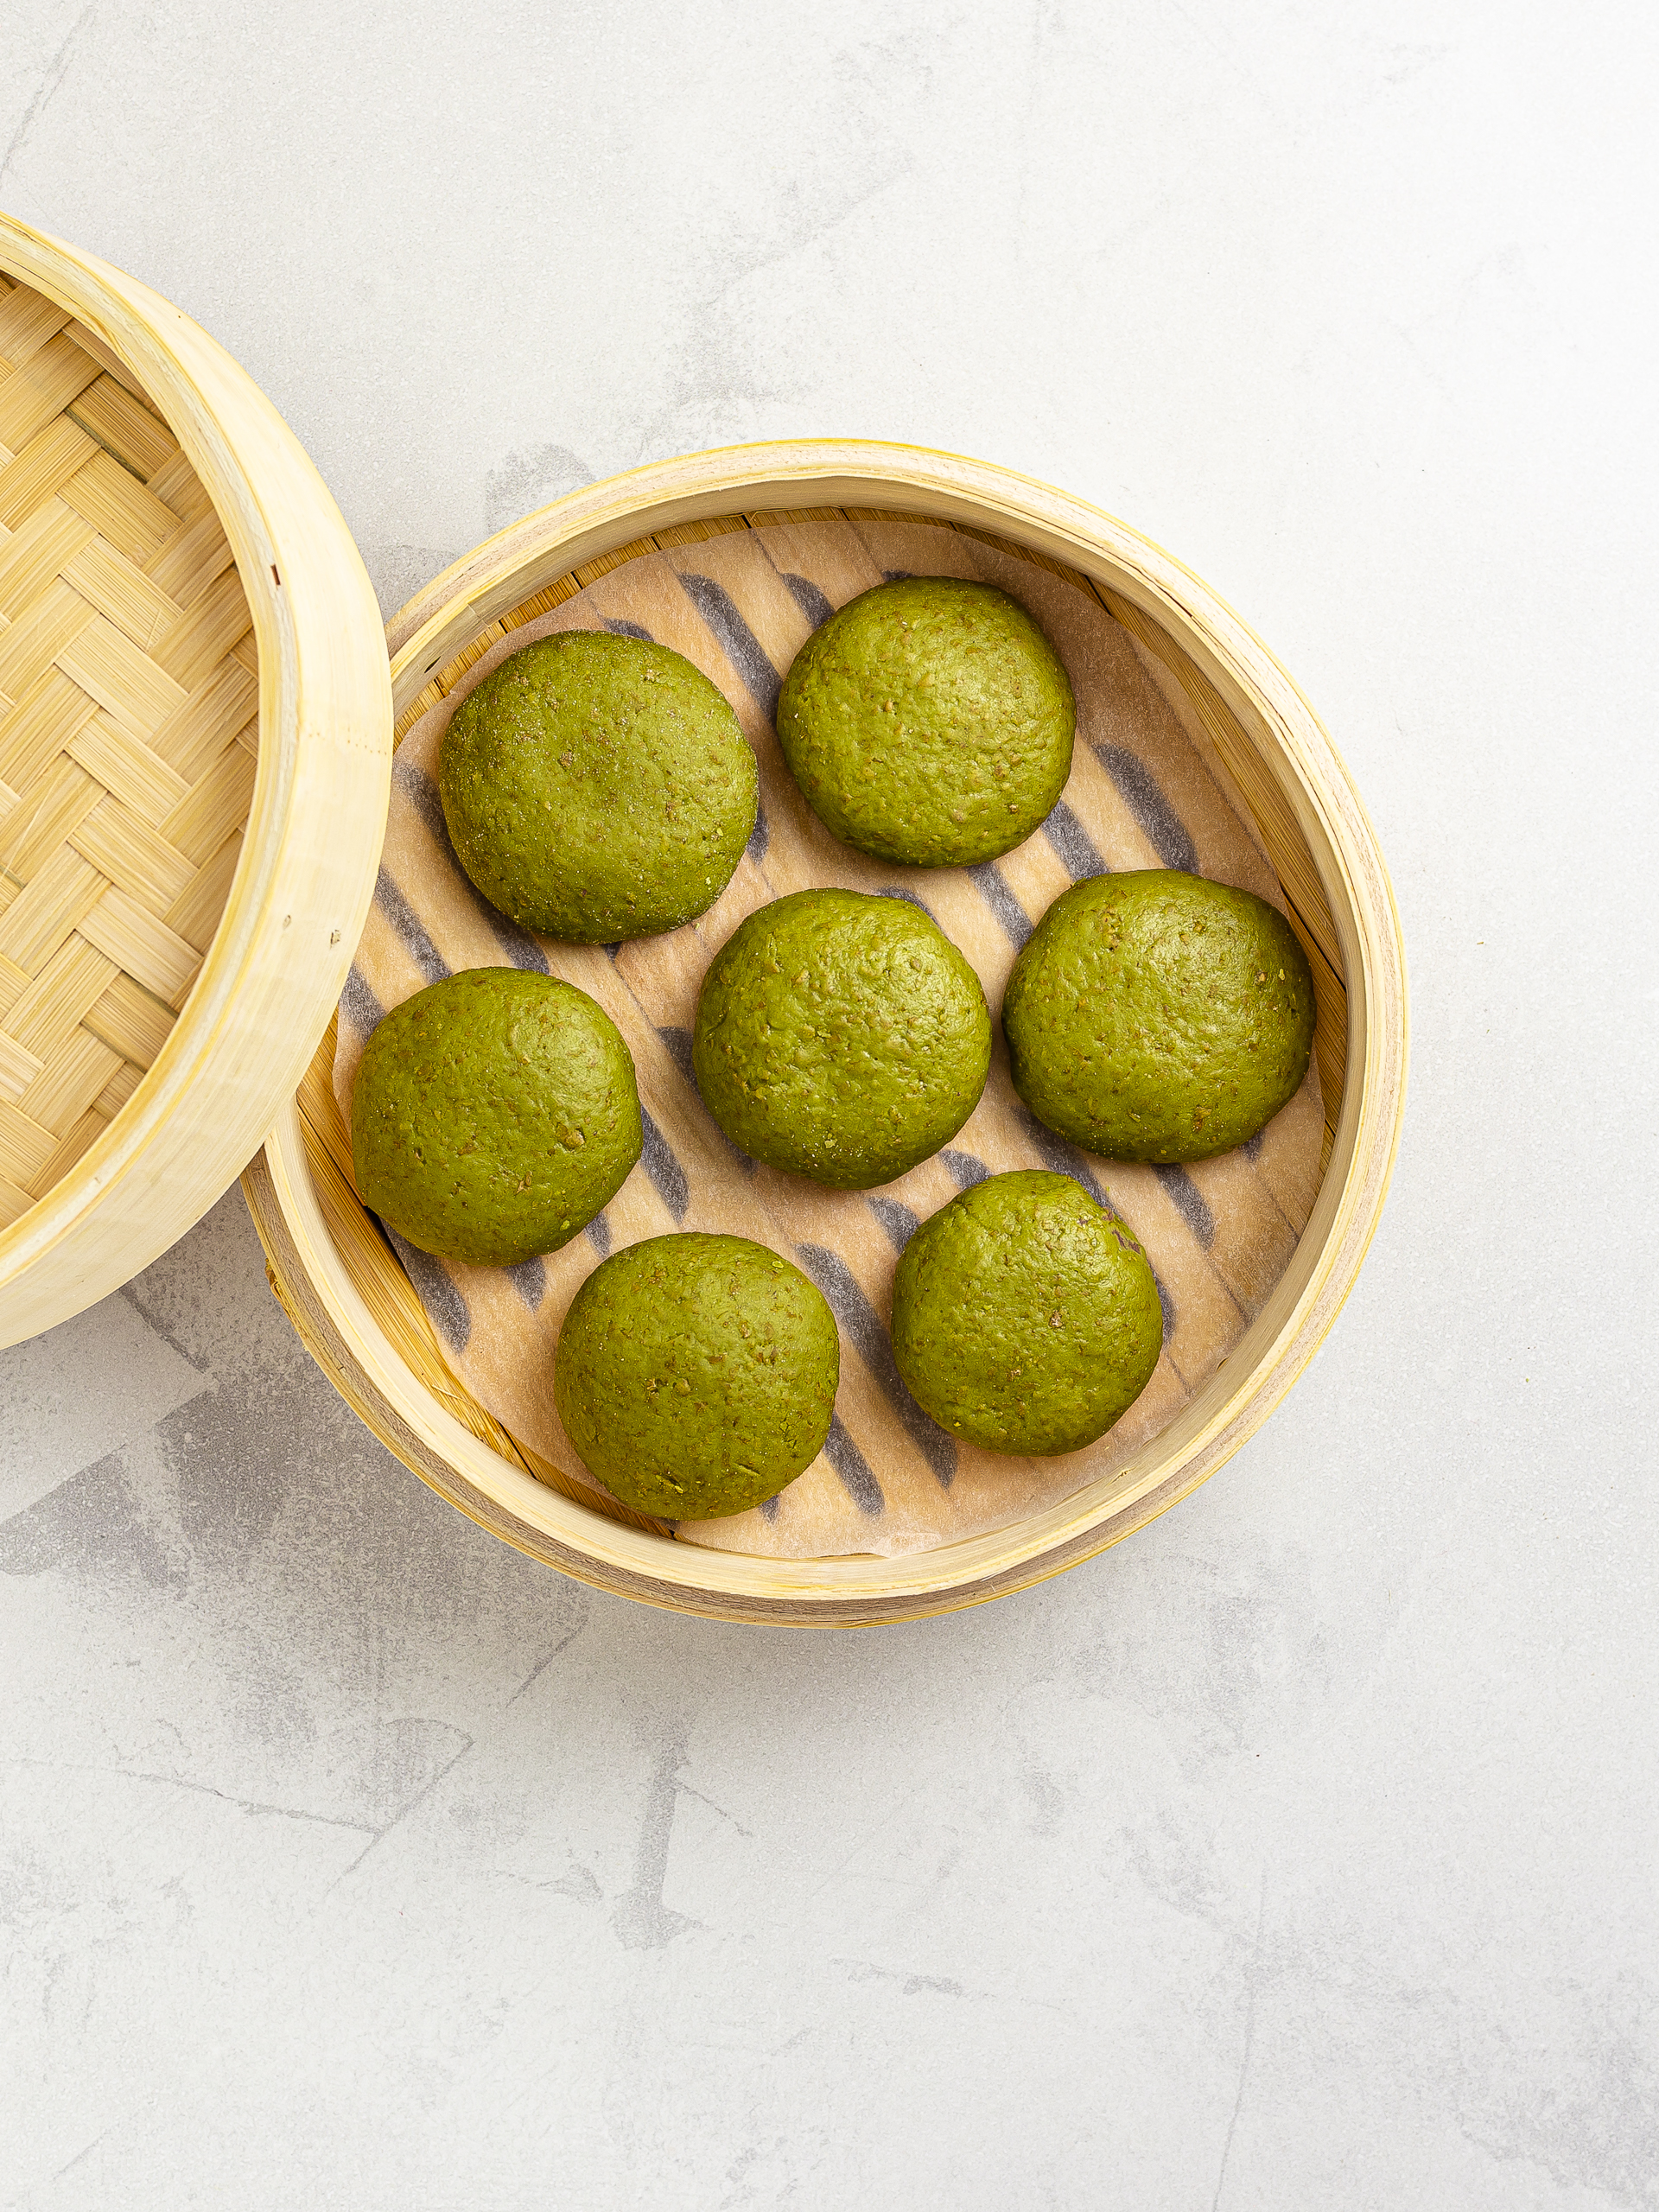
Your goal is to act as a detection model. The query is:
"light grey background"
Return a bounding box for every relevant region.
[3,4,1655,2206]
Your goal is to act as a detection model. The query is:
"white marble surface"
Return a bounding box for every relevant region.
[3,4,1656,2205]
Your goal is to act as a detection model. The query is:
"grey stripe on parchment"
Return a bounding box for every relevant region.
[1154,1165,1216,1250]
[639,1108,690,1224]
[822,1414,885,1516]
[940,1149,990,1189]
[874,884,937,918]
[340,964,384,1040]
[868,1198,918,1253]
[383,1225,470,1353]
[795,1243,956,1488]
[585,1214,612,1257]
[966,861,1033,950]
[601,616,653,640]
[1043,797,1109,881]
[374,867,449,985]
[656,1025,696,1089]
[679,573,782,721]
[780,571,834,629]
[1092,744,1198,874]
[505,1257,546,1311]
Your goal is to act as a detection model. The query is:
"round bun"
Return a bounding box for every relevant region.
[351,968,641,1267]
[555,1232,839,1519]
[693,888,990,1189]
[1003,870,1315,1162]
[891,1170,1164,1457]
[440,631,757,944]
[775,576,1074,868]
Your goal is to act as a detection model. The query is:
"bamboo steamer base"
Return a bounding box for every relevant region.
[247,443,1408,1626]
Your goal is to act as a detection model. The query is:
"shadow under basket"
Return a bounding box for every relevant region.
[0,214,389,1345]
[245,442,1408,1626]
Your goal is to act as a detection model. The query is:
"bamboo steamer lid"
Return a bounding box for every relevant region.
[0,213,391,1345]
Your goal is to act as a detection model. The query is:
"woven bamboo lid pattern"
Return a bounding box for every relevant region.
[0,272,257,1224]
[0,214,390,1346]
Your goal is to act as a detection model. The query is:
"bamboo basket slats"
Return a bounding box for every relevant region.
[72,796,196,911]
[64,534,181,646]
[165,830,241,950]
[0,335,102,453]
[61,320,151,403]
[83,971,172,1067]
[0,1028,41,1100]
[67,373,179,480]
[65,715,189,818]
[0,283,71,363]
[62,450,180,563]
[94,1058,140,1116]
[0,421,98,531]
[0,266,261,1211]
[0,215,389,1343]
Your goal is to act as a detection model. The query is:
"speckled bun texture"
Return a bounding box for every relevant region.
[1003,870,1315,1163]
[891,1170,1163,1457]
[440,630,757,944]
[692,887,991,1190]
[554,1232,840,1518]
[351,968,641,1267]
[775,576,1074,867]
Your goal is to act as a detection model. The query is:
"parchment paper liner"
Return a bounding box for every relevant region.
[334,520,1322,1558]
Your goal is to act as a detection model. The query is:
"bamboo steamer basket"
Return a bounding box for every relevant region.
[0,213,390,1344]
[245,441,1408,1626]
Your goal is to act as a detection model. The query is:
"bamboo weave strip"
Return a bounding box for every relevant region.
[0,274,257,1228]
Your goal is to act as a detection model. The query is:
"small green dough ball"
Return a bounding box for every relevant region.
[555,1232,840,1518]
[693,888,991,1189]
[352,968,641,1267]
[440,631,758,943]
[775,576,1075,867]
[891,1170,1163,1457]
[1004,870,1316,1163]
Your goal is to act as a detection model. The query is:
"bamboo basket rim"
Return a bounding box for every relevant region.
[0,212,390,1333]
[251,442,1408,1624]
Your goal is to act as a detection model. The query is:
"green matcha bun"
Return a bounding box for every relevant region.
[1004,870,1316,1163]
[890,1170,1163,1457]
[351,968,641,1267]
[554,1232,840,1518]
[439,631,758,943]
[775,576,1075,868]
[693,887,991,1189]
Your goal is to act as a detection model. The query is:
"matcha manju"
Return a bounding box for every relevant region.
[1003,869,1315,1162]
[440,630,757,943]
[891,1170,1163,1457]
[775,576,1074,868]
[351,968,641,1267]
[555,1232,839,1518]
[693,887,991,1188]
